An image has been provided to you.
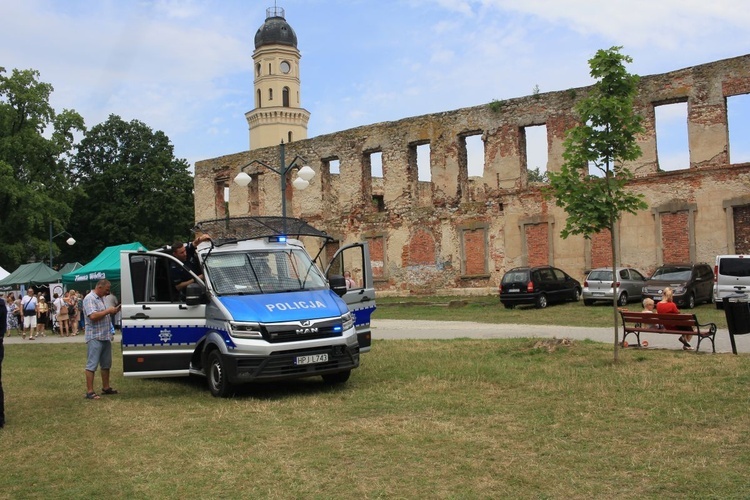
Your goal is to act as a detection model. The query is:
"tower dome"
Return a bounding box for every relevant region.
[254,6,297,49]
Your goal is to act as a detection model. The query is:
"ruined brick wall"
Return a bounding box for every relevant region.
[195,54,750,295]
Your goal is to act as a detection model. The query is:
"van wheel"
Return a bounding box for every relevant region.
[687,293,695,309]
[207,350,233,398]
[503,304,514,310]
[536,294,548,309]
[618,292,628,307]
[322,370,351,384]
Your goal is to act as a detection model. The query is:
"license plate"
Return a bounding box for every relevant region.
[508,289,520,293]
[593,292,604,296]
[295,353,329,365]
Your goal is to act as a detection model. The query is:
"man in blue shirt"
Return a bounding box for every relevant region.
[82,279,120,400]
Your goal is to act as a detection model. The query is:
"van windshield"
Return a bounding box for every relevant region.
[204,249,328,295]
[651,267,692,281]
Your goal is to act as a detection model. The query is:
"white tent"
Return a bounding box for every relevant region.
[0,266,9,281]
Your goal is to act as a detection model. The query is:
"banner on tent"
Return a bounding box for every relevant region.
[76,272,106,282]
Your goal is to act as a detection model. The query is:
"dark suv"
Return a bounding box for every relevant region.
[641,263,714,309]
[499,266,581,309]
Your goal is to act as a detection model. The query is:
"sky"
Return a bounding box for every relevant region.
[2,0,749,174]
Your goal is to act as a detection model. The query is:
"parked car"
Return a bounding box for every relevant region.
[713,255,750,309]
[499,266,581,309]
[641,263,714,309]
[582,267,647,306]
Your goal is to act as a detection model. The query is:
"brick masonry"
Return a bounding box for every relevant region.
[195,54,750,295]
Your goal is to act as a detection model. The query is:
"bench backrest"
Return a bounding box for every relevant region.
[620,311,697,330]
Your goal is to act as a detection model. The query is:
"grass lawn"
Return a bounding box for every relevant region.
[2,338,749,498]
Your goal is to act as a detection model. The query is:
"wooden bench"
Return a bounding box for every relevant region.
[619,310,718,353]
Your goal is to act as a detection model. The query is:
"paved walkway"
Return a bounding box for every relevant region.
[4,320,749,354]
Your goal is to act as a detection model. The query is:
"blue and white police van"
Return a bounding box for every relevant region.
[119,216,375,397]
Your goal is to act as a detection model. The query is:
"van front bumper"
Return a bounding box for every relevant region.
[223,344,360,383]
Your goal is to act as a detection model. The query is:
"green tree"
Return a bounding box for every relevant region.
[0,67,85,269]
[67,114,194,261]
[545,47,648,362]
[527,167,548,184]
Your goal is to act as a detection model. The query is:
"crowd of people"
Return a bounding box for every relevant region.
[3,287,114,339]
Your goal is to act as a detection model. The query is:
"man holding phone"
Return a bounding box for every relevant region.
[82,279,121,400]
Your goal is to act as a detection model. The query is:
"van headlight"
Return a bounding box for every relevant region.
[341,312,354,332]
[673,286,686,294]
[229,322,263,339]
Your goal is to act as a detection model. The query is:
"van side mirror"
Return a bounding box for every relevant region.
[185,282,206,305]
[329,275,347,297]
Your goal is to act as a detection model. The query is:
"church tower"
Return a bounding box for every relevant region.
[246,6,310,150]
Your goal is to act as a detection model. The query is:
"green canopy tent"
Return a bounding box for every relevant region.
[0,262,62,291]
[58,262,83,275]
[62,242,146,296]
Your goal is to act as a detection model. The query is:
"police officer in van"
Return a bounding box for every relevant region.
[170,233,211,298]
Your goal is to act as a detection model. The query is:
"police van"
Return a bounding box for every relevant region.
[119,216,376,397]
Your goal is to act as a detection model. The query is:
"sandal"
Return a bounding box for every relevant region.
[85,392,100,400]
[101,387,119,395]
[683,345,695,351]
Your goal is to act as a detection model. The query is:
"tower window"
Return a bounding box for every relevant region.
[283,87,290,107]
[268,88,273,101]
[256,89,261,108]
[255,63,261,76]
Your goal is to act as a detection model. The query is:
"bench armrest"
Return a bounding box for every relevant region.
[697,322,717,335]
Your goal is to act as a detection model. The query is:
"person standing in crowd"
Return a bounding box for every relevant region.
[83,279,121,400]
[68,291,80,336]
[5,294,20,337]
[77,291,86,332]
[20,288,38,340]
[103,289,120,332]
[36,295,48,337]
[56,292,70,337]
[0,291,6,428]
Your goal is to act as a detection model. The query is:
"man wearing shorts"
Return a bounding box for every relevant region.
[82,279,121,400]
[20,288,38,339]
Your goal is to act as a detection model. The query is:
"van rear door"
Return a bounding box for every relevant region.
[326,243,376,352]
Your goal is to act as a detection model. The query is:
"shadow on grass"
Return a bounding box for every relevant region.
[133,373,352,400]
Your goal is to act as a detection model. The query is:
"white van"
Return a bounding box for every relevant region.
[714,255,750,308]
[119,216,376,397]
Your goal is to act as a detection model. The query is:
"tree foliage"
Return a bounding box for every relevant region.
[65,114,195,261]
[545,47,648,361]
[0,67,196,271]
[0,67,85,269]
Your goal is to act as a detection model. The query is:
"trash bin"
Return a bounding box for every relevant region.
[723,291,750,354]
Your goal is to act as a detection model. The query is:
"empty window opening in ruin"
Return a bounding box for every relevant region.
[524,124,549,182]
[728,94,750,164]
[328,158,340,174]
[417,143,431,181]
[370,151,383,178]
[464,134,485,178]
[655,101,689,172]
[372,194,385,212]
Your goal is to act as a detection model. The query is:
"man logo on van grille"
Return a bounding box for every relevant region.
[296,320,318,335]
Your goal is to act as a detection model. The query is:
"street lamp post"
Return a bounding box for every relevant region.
[233,141,315,234]
[49,222,76,269]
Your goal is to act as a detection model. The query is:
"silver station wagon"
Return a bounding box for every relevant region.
[582,267,647,306]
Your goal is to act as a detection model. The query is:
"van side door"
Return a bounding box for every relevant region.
[326,242,376,352]
[120,250,208,377]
